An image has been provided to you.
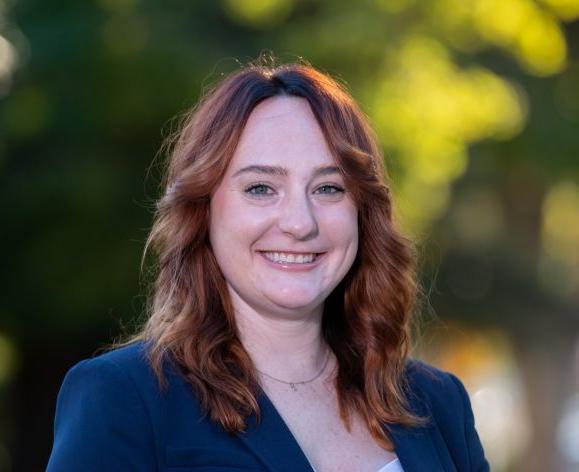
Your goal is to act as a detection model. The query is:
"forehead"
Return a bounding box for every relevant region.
[228,96,336,171]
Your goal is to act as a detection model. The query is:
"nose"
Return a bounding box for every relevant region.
[277,190,319,240]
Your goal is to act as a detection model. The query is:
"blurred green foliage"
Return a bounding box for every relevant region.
[0,0,578,470]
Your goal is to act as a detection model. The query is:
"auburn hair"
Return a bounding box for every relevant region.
[132,60,425,449]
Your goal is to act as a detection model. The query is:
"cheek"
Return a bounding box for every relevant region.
[321,204,358,244]
[210,192,273,250]
[209,189,241,254]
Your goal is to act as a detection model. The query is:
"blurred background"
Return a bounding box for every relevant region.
[1,0,578,470]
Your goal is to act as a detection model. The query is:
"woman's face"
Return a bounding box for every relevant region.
[209,96,358,319]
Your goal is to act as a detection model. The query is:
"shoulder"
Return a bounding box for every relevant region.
[81,340,153,373]
[54,340,165,421]
[47,341,161,471]
[401,358,490,471]
[403,358,469,410]
[58,341,159,400]
[401,358,473,427]
[60,340,188,410]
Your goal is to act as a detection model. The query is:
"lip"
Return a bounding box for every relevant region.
[257,251,327,271]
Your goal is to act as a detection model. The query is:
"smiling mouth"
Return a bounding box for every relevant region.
[258,251,325,264]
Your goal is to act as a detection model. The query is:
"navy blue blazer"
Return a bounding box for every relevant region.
[47,342,489,471]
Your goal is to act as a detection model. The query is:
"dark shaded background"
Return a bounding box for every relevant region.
[1,0,578,470]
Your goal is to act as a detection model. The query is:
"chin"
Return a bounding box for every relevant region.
[264,293,321,312]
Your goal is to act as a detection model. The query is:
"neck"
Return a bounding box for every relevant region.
[233,302,329,380]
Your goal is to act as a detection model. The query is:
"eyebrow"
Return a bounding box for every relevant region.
[232,165,340,178]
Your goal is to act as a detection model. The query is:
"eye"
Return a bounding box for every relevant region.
[315,184,345,195]
[244,183,275,197]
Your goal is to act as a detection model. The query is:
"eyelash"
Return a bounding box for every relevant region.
[244,183,345,197]
[244,183,274,196]
[316,184,346,195]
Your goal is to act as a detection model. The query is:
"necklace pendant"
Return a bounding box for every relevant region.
[290,383,297,392]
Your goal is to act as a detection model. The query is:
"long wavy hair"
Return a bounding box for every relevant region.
[132,61,425,448]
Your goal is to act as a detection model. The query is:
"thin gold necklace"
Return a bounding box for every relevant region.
[256,349,331,392]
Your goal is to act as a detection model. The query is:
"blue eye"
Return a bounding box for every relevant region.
[316,184,345,194]
[245,183,275,197]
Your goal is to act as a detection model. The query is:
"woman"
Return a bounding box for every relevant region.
[47,62,489,471]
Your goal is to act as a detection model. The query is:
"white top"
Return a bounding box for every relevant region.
[377,458,405,472]
[313,457,404,472]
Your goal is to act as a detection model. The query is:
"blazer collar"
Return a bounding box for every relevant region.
[388,421,446,472]
[237,390,447,472]
[238,390,315,472]
[387,385,447,472]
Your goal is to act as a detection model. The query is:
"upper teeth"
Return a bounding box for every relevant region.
[262,252,316,264]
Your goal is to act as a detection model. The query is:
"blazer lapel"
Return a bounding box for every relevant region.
[387,422,446,472]
[238,389,447,472]
[237,391,315,472]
